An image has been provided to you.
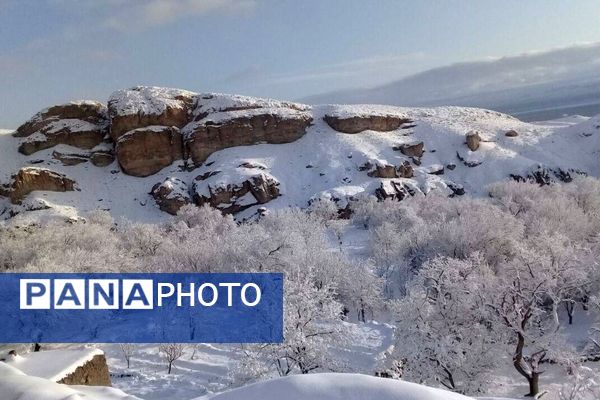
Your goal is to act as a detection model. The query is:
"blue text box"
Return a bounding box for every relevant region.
[0,273,283,343]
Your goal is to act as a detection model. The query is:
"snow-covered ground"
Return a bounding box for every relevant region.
[194,373,473,400]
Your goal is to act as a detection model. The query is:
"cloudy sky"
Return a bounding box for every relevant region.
[1,0,600,127]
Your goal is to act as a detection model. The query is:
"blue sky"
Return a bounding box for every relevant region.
[1,0,600,127]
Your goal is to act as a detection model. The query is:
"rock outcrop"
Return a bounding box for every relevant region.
[361,160,414,179]
[193,170,280,214]
[115,126,183,177]
[57,354,111,387]
[151,177,192,215]
[394,142,424,158]
[107,86,195,140]
[90,151,115,167]
[184,108,313,165]
[15,101,109,155]
[324,114,412,134]
[375,179,420,201]
[505,129,519,137]
[5,167,76,204]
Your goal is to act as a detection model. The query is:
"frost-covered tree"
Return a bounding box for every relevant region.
[393,254,499,394]
[483,241,586,397]
[559,366,600,400]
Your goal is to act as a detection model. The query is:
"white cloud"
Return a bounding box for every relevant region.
[103,0,257,31]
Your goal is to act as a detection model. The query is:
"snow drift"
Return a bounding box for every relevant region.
[196,373,473,400]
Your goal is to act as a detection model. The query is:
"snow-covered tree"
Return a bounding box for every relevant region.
[393,254,499,394]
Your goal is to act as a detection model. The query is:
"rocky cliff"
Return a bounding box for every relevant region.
[1,87,598,223]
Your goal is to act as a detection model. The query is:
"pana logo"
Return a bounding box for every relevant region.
[20,279,261,310]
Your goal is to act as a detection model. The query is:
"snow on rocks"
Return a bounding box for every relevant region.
[375,179,421,201]
[184,107,313,166]
[192,92,309,120]
[324,113,413,134]
[192,167,281,214]
[360,160,414,179]
[3,167,77,205]
[195,373,473,400]
[14,101,109,155]
[115,125,184,177]
[394,141,425,158]
[108,86,196,140]
[3,89,599,222]
[151,177,192,215]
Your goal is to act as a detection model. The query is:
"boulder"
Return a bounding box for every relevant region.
[465,131,481,151]
[447,181,465,196]
[184,108,312,165]
[375,179,420,201]
[505,129,519,137]
[15,101,108,155]
[397,161,414,178]
[151,177,192,215]
[361,160,413,179]
[366,163,397,179]
[90,151,115,167]
[193,171,280,214]
[324,114,412,134]
[115,126,183,177]
[394,142,424,158]
[7,167,76,204]
[108,86,196,140]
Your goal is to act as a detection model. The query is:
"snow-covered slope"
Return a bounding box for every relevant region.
[2,91,600,225]
[195,373,472,400]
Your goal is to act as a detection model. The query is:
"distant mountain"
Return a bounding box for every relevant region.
[302,43,600,121]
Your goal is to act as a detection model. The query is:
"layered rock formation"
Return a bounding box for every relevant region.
[184,108,313,165]
[107,86,195,140]
[324,114,412,133]
[4,167,76,204]
[115,126,183,177]
[15,101,109,155]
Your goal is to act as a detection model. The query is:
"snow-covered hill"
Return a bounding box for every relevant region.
[302,43,600,120]
[195,373,473,400]
[1,87,600,225]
